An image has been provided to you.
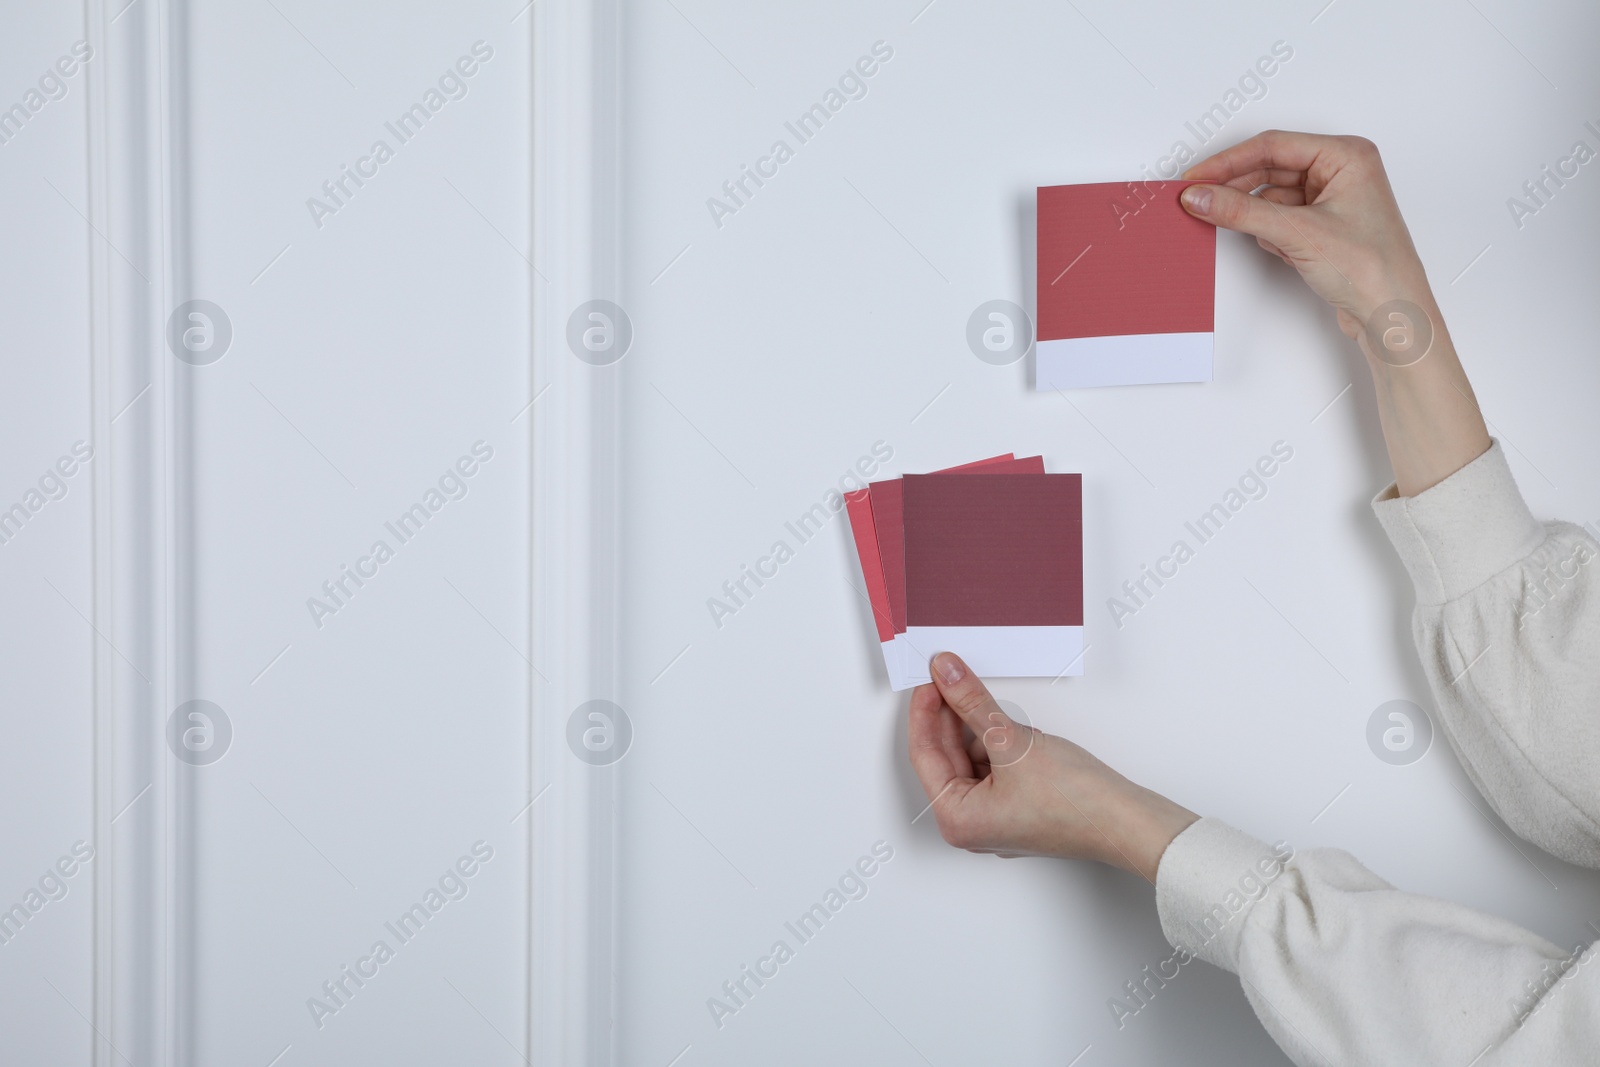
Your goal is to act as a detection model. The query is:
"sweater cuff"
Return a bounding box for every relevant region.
[1371,440,1545,606]
[1155,818,1285,973]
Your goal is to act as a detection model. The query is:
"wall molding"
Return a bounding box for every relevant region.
[86,0,189,1063]
[529,1,624,1064]
[83,2,606,1062]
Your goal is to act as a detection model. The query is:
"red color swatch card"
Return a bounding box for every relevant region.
[1036,180,1216,390]
[899,472,1083,686]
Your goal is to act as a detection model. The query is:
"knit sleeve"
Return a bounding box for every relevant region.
[1372,440,1600,868]
[1155,818,1600,1065]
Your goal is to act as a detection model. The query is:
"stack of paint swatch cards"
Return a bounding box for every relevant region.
[845,454,1084,690]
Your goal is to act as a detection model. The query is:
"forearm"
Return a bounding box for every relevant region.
[1355,287,1491,497]
[1095,785,1198,884]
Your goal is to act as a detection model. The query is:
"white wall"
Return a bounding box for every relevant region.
[178,5,532,1062]
[614,1,1600,1065]
[4,1,1599,1065]
[2,2,532,1064]
[0,6,97,1064]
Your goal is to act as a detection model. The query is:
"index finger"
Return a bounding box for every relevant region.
[1182,129,1333,183]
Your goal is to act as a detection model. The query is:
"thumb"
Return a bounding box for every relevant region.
[929,653,1026,767]
[1181,182,1301,252]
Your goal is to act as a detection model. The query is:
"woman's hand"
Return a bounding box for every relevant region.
[907,652,1198,882]
[1180,129,1490,497]
[1179,130,1431,339]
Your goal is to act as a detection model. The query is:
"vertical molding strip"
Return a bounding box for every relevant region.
[529,0,624,1064]
[88,2,572,1062]
[86,0,185,1064]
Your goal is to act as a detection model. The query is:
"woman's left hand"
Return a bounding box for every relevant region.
[907,652,1198,881]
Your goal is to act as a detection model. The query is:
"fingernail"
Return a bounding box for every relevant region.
[1182,185,1212,214]
[933,653,965,685]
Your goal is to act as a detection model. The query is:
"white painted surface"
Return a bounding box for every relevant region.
[0,6,97,1064]
[171,7,534,1063]
[4,3,533,1065]
[5,1,1600,1065]
[614,2,1600,1065]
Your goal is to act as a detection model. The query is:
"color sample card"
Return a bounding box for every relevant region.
[844,456,1083,689]
[900,473,1083,686]
[846,454,1024,685]
[1036,180,1216,390]
[869,455,1045,636]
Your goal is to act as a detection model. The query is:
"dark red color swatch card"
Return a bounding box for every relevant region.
[901,473,1083,628]
[847,454,1015,642]
[869,455,1046,634]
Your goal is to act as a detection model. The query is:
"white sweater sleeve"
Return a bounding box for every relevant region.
[1151,443,1600,1064]
[1156,819,1600,1066]
[1371,440,1600,867]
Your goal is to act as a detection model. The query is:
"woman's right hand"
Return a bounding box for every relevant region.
[1178,129,1490,497]
[1179,130,1435,345]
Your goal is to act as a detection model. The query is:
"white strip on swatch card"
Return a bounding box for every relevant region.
[1036,332,1212,390]
[891,626,1085,690]
[888,632,917,691]
[875,640,898,685]
[892,631,943,691]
